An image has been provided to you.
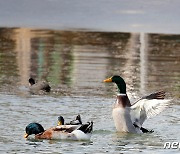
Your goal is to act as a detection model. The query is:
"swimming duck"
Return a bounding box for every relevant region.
[24,121,93,140]
[29,78,51,94]
[57,116,65,126]
[104,75,171,133]
[69,115,82,125]
[57,115,82,126]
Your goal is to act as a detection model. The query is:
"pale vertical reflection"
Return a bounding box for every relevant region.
[72,46,109,90]
[124,33,139,91]
[14,28,32,86]
[140,32,148,94]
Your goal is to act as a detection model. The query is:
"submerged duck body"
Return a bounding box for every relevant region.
[29,78,51,94]
[69,114,82,125]
[24,122,93,140]
[104,75,171,134]
[57,115,82,126]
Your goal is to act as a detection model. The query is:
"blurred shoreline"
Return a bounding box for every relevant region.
[1,0,180,34]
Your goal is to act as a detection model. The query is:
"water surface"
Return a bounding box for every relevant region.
[0,28,179,153]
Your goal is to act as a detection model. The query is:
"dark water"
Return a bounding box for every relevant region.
[0,28,179,153]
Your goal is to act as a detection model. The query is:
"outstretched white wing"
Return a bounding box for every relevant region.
[132,91,166,105]
[130,99,171,127]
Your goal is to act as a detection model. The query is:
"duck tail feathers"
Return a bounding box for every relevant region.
[78,121,93,133]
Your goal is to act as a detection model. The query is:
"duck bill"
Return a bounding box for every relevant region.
[24,133,29,138]
[103,77,112,82]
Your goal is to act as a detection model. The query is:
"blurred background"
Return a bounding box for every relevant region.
[0,28,179,98]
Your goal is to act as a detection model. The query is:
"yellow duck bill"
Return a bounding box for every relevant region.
[24,133,29,138]
[103,77,112,82]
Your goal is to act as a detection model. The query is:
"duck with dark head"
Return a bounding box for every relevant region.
[57,115,82,126]
[24,121,93,140]
[29,78,51,94]
[104,75,171,133]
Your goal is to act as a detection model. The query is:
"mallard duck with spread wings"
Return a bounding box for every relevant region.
[104,75,171,134]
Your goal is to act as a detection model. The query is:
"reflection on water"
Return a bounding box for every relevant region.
[0,27,179,153]
[0,28,179,98]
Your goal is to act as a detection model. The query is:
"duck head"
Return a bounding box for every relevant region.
[24,123,45,138]
[57,116,65,126]
[29,78,35,86]
[104,75,126,94]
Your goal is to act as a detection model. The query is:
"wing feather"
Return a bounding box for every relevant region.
[132,91,166,105]
[130,99,171,127]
